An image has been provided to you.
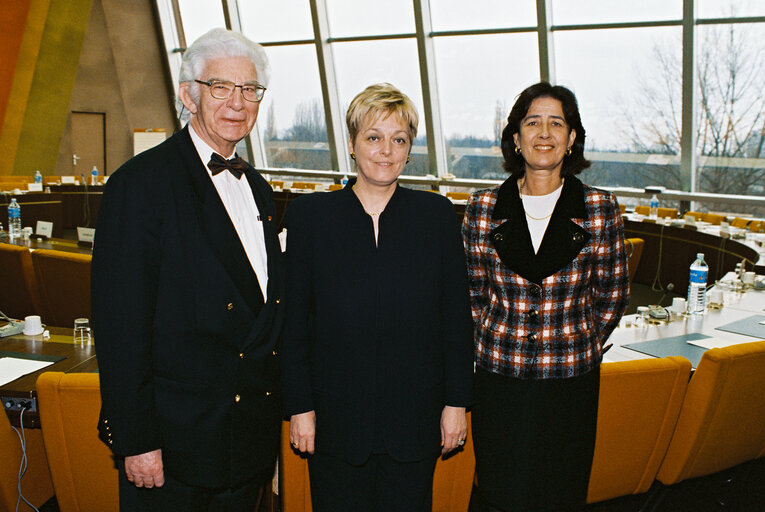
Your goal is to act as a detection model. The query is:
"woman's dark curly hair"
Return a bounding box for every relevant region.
[500,82,590,178]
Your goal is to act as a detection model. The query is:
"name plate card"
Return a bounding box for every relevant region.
[36,221,53,238]
[61,176,76,184]
[77,227,96,244]
[27,183,43,192]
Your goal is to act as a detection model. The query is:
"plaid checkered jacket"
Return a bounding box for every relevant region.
[462,176,629,379]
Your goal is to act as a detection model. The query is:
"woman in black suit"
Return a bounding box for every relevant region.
[282,83,473,511]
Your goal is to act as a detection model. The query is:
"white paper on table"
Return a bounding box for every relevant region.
[686,338,739,350]
[0,357,54,386]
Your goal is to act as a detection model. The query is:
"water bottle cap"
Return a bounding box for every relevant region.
[697,252,704,259]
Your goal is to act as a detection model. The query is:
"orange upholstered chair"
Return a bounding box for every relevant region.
[730,217,750,229]
[701,212,727,225]
[748,220,763,233]
[586,357,691,504]
[0,408,54,511]
[280,413,476,512]
[36,372,118,512]
[31,249,92,327]
[655,340,765,488]
[280,421,311,512]
[634,205,650,216]
[624,238,645,283]
[290,182,317,190]
[0,243,43,320]
[445,192,470,201]
[657,207,679,219]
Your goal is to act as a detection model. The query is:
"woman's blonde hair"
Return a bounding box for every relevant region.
[346,83,418,144]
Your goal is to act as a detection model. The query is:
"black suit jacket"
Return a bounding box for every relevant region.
[92,126,284,489]
[281,183,473,465]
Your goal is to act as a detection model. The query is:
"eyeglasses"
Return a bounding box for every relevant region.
[195,79,266,102]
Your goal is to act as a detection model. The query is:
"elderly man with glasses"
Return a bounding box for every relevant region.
[92,28,283,511]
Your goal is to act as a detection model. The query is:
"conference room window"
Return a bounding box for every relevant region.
[697,0,765,18]
[332,39,429,176]
[549,0,681,25]
[176,0,225,45]
[554,26,683,192]
[693,20,765,211]
[239,0,314,42]
[251,45,330,171]
[432,33,539,179]
[428,0,537,31]
[325,0,416,38]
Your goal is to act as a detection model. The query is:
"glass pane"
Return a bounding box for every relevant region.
[551,0,681,25]
[239,0,314,42]
[433,33,539,179]
[256,45,332,170]
[429,0,537,31]
[332,38,428,176]
[698,0,765,19]
[325,0,415,38]
[177,0,226,46]
[555,26,683,191]
[695,23,765,211]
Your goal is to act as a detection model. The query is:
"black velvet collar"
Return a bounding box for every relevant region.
[489,175,591,285]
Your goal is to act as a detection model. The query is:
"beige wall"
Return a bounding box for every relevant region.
[57,0,176,175]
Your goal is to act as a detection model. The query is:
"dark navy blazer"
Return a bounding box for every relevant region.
[281,182,473,465]
[92,126,284,489]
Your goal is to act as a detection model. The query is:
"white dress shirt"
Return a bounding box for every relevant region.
[188,124,269,301]
[520,183,563,254]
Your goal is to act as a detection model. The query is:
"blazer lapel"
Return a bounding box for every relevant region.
[175,128,264,314]
[490,175,591,285]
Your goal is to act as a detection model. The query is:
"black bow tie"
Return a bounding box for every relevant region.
[207,153,248,179]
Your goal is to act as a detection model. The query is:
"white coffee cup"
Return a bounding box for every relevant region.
[671,297,687,313]
[742,271,756,286]
[708,289,724,305]
[23,315,44,336]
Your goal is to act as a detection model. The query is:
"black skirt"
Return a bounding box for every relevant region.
[472,365,600,512]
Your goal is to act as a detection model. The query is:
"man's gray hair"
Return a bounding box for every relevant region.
[179,28,270,105]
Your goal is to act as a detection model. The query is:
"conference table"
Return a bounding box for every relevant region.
[0,326,96,428]
[603,277,765,367]
[1,235,92,255]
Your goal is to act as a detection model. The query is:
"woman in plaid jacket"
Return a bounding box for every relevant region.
[462,82,629,512]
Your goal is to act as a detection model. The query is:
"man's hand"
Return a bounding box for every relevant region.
[440,406,467,455]
[125,449,164,488]
[290,411,316,454]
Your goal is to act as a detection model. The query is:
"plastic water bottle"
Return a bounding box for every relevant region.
[34,170,42,184]
[649,194,659,219]
[90,165,99,185]
[687,253,708,315]
[7,198,21,239]
[341,175,349,187]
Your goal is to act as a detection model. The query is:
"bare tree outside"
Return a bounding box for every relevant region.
[621,21,765,213]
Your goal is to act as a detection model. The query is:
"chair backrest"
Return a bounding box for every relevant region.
[701,212,727,225]
[291,182,316,190]
[432,411,475,512]
[748,220,763,233]
[280,412,476,512]
[445,192,470,201]
[624,238,645,283]
[656,340,765,486]
[730,217,750,229]
[280,420,312,512]
[657,207,679,219]
[36,372,118,512]
[328,184,343,191]
[31,249,92,327]
[587,357,691,504]
[634,205,650,216]
[0,406,54,511]
[0,243,43,319]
